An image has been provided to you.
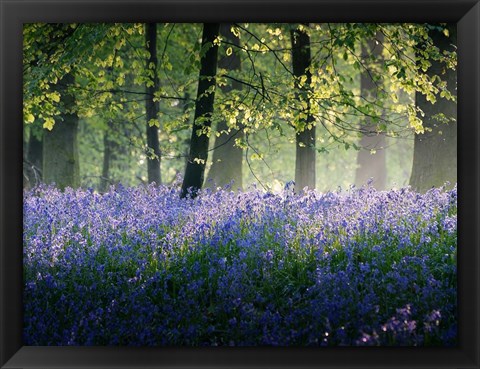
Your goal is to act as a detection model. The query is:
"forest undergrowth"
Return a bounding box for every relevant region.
[23,182,457,346]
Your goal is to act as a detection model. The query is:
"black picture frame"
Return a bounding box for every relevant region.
[1,0,479,368]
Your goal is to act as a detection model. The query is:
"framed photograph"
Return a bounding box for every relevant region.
[1,0,479,368]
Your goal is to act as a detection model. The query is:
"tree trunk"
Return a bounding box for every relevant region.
[146,23,161,184]
[355,33,387,190]
[181,23,220,198]
[207,23,244,190]
[409,25,457,192]
[26,126,43,187]
[43,73,80,190]
[100,121,114,192]
[291,25,316,192]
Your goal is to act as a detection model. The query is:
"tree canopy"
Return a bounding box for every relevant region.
[23,22,456,193]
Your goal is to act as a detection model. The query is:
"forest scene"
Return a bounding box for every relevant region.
[23,23,457,346]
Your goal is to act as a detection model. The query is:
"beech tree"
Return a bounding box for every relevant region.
[355,32,386,190]
[145,23,162,184]
[207,24,244,189]
[43,73,80,189]
[409,25,457,192]
[181,23,221,198]
[290,24,316,192]
[23,24,80,189]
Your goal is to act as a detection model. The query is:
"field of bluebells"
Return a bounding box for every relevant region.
[23,183,457,346]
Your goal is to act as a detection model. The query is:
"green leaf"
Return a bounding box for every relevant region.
[396,67,406,80]
[25,113,35,124]
[43,117,55,131]
[148,119,160,128]
[49,92,61,103]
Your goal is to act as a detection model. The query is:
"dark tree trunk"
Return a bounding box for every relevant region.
[409,25,457,192]
[207,23,244,190]
[146,23,161,184]
[291,25,316,192]
[43,73,80,190]
[181,23,220,198]
[26,126,43,187]
[355,33,387,190]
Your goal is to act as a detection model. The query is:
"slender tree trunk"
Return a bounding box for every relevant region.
[100,121,114,192]
[207,23,244,190]
[26,126,43,186]
[146,23,161,184]
[181,23,220,198]
[355,33,387,190]
[410,25,457,192]
[43,73,80,190]
[100,131,111,192]
[291,24,316,192]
